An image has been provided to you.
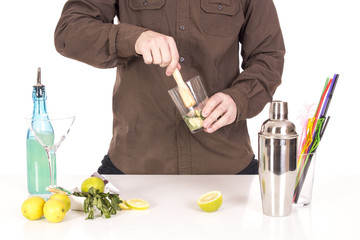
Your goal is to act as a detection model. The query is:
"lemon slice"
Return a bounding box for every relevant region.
[125,199,150,210]
[119,199,131,210]
[197,191,223,212]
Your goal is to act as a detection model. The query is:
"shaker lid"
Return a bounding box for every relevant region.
[259,101,298,139]
[270,101,287,120]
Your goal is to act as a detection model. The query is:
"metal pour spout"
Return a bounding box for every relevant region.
[35,67,43,87]
[34,67,45,98]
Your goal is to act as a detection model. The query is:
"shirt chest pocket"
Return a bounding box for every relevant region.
[200,0,243,37]
[128,0,165,30]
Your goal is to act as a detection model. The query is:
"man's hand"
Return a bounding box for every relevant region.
[135,30,180,76]
[201,93,237,133]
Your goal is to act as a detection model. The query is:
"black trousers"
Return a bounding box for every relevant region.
[97,155,258,175]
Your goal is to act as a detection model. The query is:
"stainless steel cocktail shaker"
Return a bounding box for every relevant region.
[258,101,298,217]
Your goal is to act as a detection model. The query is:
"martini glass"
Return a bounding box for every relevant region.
[25,113,75,189]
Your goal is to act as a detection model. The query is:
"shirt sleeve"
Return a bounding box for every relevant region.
[54,0,147,69]
[221,0,285,121]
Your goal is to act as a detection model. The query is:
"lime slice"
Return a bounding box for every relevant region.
[125,199,150,210]
[197,191,223,212]
[188,117,203,129]
[194,109,205,119]
[194,109,201,117]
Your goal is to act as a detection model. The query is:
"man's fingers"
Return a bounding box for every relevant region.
[151,47,162,65]
[201,92,237,133]
[204,113,229,133]
[135,31,180,72]
[142,48,153,64]
[202,102,227,129]
[202,93,223,118]
[159,44,171,68]
[165,38,179,76]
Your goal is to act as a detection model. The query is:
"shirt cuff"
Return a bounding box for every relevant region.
[221,85,248,123]
[113,23,148,57]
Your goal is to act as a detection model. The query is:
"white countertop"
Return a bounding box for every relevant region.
[2,174,358,240]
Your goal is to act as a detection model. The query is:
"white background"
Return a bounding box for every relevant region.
[0,0,358,176]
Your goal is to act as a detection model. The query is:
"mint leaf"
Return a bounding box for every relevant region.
[73,187,123,220]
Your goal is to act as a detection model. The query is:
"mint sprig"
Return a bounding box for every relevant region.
[73,187,122,220]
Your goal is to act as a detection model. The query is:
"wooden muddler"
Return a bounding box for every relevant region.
[172,68,196,108]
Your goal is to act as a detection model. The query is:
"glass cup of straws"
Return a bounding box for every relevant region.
[293,152,317,206]
[168,76,209,133]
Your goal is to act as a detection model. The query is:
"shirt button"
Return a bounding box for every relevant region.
[218,4,223,11]
[143,1,148,6]
[179,25,185,30]
[179,57,185,62]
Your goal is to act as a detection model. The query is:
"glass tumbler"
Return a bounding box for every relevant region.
[168,76,208,133]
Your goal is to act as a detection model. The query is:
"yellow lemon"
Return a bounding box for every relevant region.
[81,177,105,193]
[43,199,67,223]
[50,193,71,212]
[197,191,223,212]
[125,199,150,210]
[21,196,46,220]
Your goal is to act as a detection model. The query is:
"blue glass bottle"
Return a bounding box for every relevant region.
[26,68,55,195]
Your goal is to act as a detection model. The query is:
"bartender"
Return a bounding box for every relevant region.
[54,0,285,174]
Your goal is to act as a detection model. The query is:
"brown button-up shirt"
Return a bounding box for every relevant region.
[55,0,285,174]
